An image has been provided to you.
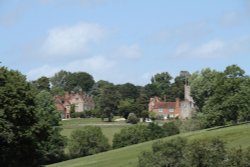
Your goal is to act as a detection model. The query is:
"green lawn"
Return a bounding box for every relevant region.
[61,117,130,145]
[48,123,250,167]
[62,125,128,145]
[61,117,126,126]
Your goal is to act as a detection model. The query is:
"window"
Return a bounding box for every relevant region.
[169,108,174,112]
[158,108,163,112]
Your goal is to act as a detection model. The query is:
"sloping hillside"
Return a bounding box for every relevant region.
[48,123,250,167]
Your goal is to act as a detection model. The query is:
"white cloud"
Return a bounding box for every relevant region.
[175,40,225,58]
[116,44,142,59]
[147,21,212,44]
[27,56,116,81]
[41,22,106,57]
[175,36,250,58]
[65,56,116,72]
[26,65,59,80]
[193,40,225,57]
[220,11,244,27]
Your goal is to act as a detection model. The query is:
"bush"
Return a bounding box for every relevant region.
[68,126,110,158]
[113,125,149,148]
[186,138,226,167]
[70,111,87,118]
[147,123,165,140]
[162,121,180,136]
[126,113,139,124]
[155,114,164,120]
[138,137,250,167]
[138,137,187,167]
[113,122,172,149]
[224,147,250,166]
[149,112,157,121]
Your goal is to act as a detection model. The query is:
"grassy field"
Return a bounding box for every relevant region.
[61,125,128,145]
[48,123,250,167]
[60,117,130,145]
[61,117,126,126]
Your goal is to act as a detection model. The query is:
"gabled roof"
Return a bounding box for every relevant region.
[152,101,176,109]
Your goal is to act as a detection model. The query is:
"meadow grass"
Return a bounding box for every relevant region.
[61,117,125,126]
[61,125,127,145]
[48,123,250,167]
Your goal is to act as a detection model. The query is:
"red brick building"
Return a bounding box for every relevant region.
[148,97,180,119]
[148,84,194,119]
[54,92,95,119]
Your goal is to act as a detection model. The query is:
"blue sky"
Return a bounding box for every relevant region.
[1,0,250,85]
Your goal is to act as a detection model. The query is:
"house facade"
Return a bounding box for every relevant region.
[148,84,194,119]
[148,97,180,119]
[54,92,95,119]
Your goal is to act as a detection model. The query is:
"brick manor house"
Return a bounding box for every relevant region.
[54,92,95,119]
[148,71,195,119]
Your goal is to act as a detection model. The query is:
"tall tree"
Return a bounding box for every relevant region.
[202,65,250,127]
[98,85,121,122]
[116,83,140,100]
[0,67,58,166]
[34,90,66,164]
[148,72,173,101]
[190,68,219,112]
[169,75,186,100]
[68,127,110,158]
[31,76,50,91]
[50,70,71,90]
[64,72,95,92]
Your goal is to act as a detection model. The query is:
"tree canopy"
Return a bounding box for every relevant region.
[190,65,250,127]
[0,67,65,166]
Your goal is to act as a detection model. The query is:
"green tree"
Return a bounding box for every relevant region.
[162,121,180,136]
[138,137,187,167]
[65,72,95,92]
[70,104,76,115]
[0,67,59,166]
[126,113,139,124]
[202,65,250,127]
[50,70,71,90]
[98,85,121,122]
[118,99,141,119]
[169,75,186,100]
[147,123,165,140]
[141,110,149,122]
[34,90,66,164]
[112,125,149,148]
[138,137,228,167]
[135,88,150,117]
[68,126,110,158]
[151,72,172,84]
[144,83,160,97]
[190,68,219,112]
[31,76,50,91]
[186,138,226,167]
[224,147,250,167]
[150,72,173,101]
[116,83,139,100]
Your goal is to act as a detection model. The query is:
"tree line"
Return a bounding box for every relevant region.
[138,137,250,167]
[190,65,250,128]
[31,70,188,121]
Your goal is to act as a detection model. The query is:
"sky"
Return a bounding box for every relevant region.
[1,0,250,85]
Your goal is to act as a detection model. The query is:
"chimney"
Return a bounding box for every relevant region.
[175,98,180,116]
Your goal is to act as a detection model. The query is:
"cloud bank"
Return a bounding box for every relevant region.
[41,22,106,57]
